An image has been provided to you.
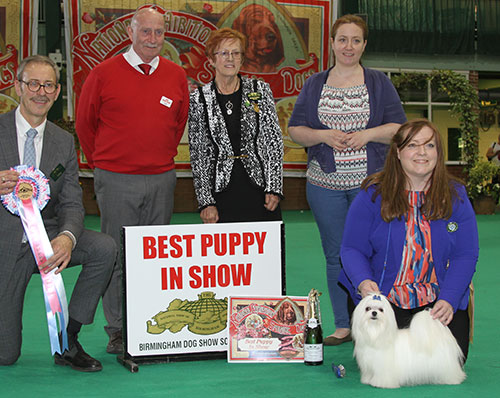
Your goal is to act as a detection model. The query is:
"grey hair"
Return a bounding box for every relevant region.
[17,55,60,82]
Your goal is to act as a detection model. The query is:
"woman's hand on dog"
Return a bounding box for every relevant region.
[358,279,380,298]
[431,299,454,326]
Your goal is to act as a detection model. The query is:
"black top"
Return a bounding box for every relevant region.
[214,81,281,223]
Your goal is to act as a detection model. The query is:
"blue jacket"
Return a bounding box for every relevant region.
[339,184,479,311]
[288,67,406,175]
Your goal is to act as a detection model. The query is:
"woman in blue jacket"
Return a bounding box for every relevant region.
[288,14,405,345]
[340,119,478,360]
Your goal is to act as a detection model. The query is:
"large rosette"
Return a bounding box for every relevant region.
[1,165,68,355]
[1,165,50,214]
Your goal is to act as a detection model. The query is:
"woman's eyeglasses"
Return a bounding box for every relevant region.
[213,51,244,60]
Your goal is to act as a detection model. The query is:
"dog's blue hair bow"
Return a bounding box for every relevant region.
[372,295,382,301]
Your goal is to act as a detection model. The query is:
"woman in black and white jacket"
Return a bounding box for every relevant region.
[188,27,283,223]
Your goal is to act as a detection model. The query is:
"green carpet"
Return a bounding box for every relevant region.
[1,211,499,397]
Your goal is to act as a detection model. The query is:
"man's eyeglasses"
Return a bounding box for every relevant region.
[19,79,58,94]
[213,51,244,60]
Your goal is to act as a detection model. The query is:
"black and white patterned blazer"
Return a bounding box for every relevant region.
[188,76,283,210]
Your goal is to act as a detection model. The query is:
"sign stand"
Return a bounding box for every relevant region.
[117,351,227,373]
[118,222,285,372]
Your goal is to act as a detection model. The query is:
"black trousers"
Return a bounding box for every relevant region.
[348,296,470,362]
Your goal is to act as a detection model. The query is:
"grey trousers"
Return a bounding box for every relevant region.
[0,229,116,365]
[93,168,176,336]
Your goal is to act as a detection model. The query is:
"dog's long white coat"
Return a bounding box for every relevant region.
[352,295,466,388]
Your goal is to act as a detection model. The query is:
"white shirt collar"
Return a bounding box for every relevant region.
[123,46,160,74]
[15,106,47,138]
[15,106,46,168]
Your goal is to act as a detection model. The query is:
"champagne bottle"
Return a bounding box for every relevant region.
[304,289,323,365]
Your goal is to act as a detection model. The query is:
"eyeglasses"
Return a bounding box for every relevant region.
[19,79,58,94]
[213,51,244,60]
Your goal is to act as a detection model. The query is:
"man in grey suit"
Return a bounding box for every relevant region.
[0,55,116,372]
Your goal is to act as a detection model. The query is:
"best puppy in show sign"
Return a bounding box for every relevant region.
[123,221,283,358]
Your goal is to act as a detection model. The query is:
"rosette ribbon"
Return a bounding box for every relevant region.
[1,166,68,355]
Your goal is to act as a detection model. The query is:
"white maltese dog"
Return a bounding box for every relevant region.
[351,294,465,388]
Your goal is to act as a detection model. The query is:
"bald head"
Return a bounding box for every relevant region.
[131,7,164,29]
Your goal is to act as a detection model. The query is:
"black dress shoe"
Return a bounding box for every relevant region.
[106,330,123,354]
[54,337,102,372]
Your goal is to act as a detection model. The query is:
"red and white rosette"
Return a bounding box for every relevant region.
[1,165,69,355]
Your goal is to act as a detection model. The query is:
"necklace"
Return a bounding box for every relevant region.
[215,78,239,115]
[225,100,233,115]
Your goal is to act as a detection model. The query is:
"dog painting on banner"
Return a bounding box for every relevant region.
[232,4,285,73]
[351,294,466,388]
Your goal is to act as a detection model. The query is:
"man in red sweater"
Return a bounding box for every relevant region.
[76,6,189,354]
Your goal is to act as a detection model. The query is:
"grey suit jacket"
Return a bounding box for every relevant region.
[0,110,84,296]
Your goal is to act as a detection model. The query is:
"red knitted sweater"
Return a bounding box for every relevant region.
[76,55,189,174]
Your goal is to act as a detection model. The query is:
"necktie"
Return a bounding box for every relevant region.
[21,128,38,243]
[138,63,151,75]
[24,128,38,167]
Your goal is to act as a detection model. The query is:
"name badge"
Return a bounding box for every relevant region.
[160,96,173,108]
[50,164,65,181]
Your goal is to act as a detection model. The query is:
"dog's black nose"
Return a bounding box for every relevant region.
[371,311,377,317]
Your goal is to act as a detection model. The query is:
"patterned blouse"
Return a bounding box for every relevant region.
[307,84,370,190]
[388,191,439,309]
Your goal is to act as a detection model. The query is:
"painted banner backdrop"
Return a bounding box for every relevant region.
[65,0,335,174]
[123,221,283,358]
[0,0,38,114]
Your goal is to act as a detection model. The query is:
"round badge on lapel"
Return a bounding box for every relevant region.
[447,222,458,233]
